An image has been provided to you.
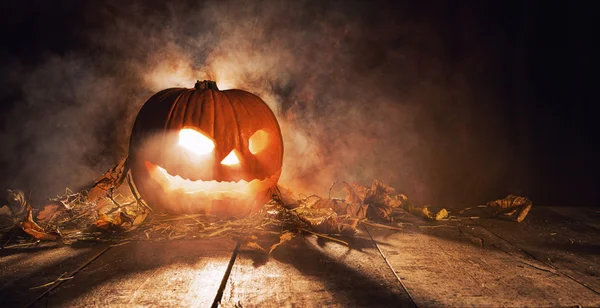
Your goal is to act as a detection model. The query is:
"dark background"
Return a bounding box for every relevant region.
[0,0,598,208]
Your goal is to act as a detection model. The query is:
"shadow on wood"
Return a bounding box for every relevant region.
[365,206,600,307]
[0,242,109,307]
[221,231,415,307]
[31,240,237,307]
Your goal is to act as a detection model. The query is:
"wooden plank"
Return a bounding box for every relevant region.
[34,239,237,307]
[367,210,600,307]
[0,241,110,307]
[544,206,600,230]
[219,228,415,307]
[473,206,600,295]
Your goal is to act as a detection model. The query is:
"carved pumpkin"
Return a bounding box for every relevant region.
[128,80,283,217]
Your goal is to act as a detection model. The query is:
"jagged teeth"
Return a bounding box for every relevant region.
[155,165,253,193]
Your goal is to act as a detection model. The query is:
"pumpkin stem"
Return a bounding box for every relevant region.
[195,80,219,91]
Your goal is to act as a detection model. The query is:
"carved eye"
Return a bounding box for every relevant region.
[248,130,269,154]
[178,128,215,155]
[221,150,241,165]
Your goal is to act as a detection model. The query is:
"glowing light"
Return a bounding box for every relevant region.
[221,150,240,165]
[155,164,249,193]
[249,129,269,154]
[178,128,214,155]
[146,160,281,198]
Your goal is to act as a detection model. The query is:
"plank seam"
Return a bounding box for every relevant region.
[26,243,116,307]
[471,218,600,296]
[364,225,418,307]
[211,241,240,308]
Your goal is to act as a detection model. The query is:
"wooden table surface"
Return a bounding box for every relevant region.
[1,206,599,307]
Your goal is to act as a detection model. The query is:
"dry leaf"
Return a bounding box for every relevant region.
[368,203,394,221]
[371,180,395,196]
[20,208,60,241]
[308,215,358,235]
[342,182,364,203]
[435,209,449,221]
[420,207,448,221]
[88,157,129,202]
[113,211,133,230]
[246,241,268,253]
[269,231,295,254]
[486,195,533,222]
[126,211,148,232]
[273,185,299,208]
[342,180,411,222]
[333,202,368,219]
[363,180,394,207]
[37,202,68,224]
[91,220,113,231]
[385,195,404,208]
[398,194,416,212]
[0,205,11,216]
[6,189,28,217]
[516,202,532,223]
[296,207,335,227]
[90,212,115,231]
[310,198,338,210]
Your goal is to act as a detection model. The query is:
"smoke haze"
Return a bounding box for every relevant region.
[0,0,526,208]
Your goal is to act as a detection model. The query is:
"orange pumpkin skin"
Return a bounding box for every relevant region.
[128,81,283,217]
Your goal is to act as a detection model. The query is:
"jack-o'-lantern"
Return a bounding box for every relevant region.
[128,80,283,217]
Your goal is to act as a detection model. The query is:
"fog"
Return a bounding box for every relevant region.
[0,1,520,208]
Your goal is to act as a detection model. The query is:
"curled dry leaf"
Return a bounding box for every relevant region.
[91,221,113,232]
[113,211,133,230]
[385,195,404,208]
[90,211,136,232]
[20,208,60,241]
[340,180,409,221]
[90,212,113,232]
[397,194,416,211]
[273,185,299,209]
[6,189,29,217]
[342,182,367,203]
[269,231,296,254]
[486,195,533,222]
[88,157,129,203]
[126,211,148,232]
[366,180,395,204]
[368,204,395,222]
[420,207,449,221]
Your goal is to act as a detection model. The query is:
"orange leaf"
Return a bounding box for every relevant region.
[20,208,60,241]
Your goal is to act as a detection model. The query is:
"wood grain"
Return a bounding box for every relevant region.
[545,206,600,230]
[367,208,600,307]
[219,228,415,308]
[474,207,600,296]
[34,239,237,307]
[3,206,598,307]
[0,241,109,307]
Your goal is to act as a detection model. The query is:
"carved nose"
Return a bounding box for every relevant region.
[221,150,241,166]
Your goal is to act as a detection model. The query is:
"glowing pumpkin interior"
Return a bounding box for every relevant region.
[144,128,279,212]
[145,128,274,199]
[128,80,283,216]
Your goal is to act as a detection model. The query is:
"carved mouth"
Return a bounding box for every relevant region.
[145,161,278,199]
